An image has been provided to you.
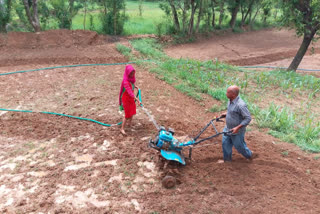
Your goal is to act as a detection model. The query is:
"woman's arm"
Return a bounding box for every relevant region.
[124,81,135,98]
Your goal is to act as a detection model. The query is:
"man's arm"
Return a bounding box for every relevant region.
[231,104,251,134]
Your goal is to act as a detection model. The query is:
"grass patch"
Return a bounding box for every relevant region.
[209,104,227,113]
[116,43,132,58]
[130,38,166,60]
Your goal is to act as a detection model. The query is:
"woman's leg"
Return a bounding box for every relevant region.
[120,116,127,135]
[127,116,133,127]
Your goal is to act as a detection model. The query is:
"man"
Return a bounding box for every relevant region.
[219,85,255,162]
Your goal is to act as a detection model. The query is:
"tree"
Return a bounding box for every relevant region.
[228,0,240,30]
[83,0,88,29]
[281,0,320,71]
[188,0,199,35]
[23,0,41,32]
[195,0,203,33]
[0,0,12,33]
[261,0,272,26]
[99,0,126,35]
[217,0,225,28]
[49,0,82,29]
[138,0,143,16]
[240,0,254,27]
[168,0,180,32]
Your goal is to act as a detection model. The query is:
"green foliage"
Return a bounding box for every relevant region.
[280,0,320,37]
[89,14,95,31]
[254,103,296,133]
[116,43,132,58]
[130,38,166,59]
[124,1,167,35]
[38,0,51,30]
[208,88,228,101]
[99,0,126,35]
[11,1,33,32]
[253,102,320,152]
[174,83,203,101]
[253,69,320,92]
[0,0,11,32]
[50,0,82,29]
[209,104,227,113]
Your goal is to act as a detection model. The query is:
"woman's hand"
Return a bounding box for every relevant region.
[135,97,142,106]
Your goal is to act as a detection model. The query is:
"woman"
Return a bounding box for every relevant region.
[119,64,141,135]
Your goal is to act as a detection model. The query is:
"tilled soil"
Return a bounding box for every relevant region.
[0,29,319,213]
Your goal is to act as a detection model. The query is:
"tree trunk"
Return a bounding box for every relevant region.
[69,0,75,29]
[23,0,41,32]
[218,0,224,28]
[196,0,203,33]
[83,0,87,30]
[188,0,198,35]
[103,0,107,15]
[113,0,117,35]
[211,0,216,28]
[241,0,254,27]
[168,0,180,32]
[229,0,240,29]
[287,30,316,71]
[182,0,188,33]
[249,5,261,26]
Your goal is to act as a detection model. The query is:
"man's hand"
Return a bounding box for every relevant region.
[231,125,242,134]
[220,113,227,118]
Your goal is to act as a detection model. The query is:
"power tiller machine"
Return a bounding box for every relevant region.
[136,91,232,188]
[148,116,231,166]
[147,116,232,188]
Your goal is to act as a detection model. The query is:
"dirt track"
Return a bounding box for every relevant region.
[0,29,319,213]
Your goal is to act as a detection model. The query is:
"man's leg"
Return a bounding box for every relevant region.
[232,132,252,159]
[222,133,233,161]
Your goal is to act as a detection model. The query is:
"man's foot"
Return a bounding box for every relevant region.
[217,159,231,164]
[217,160,224,164]
[120,129,126,135]
[248,152,259,160]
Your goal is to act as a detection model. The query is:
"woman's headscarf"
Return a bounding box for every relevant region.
[119,64,136,105]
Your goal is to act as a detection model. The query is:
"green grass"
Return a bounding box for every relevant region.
[253,70,320,92]
[117,37,320,153]
[123,1,167,35]
[72,1,166,35]
[116,43,132,58]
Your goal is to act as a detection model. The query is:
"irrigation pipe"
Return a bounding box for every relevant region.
[0,61,147,76]
[0,108,122,127]
[239,65,320,72]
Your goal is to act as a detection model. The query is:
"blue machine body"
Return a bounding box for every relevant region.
[149,117,228,165]
[153,128,191,165]
[161,150,186,165]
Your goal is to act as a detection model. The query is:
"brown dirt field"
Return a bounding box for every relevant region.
[0,29,320,213]
[165,28,320,70]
